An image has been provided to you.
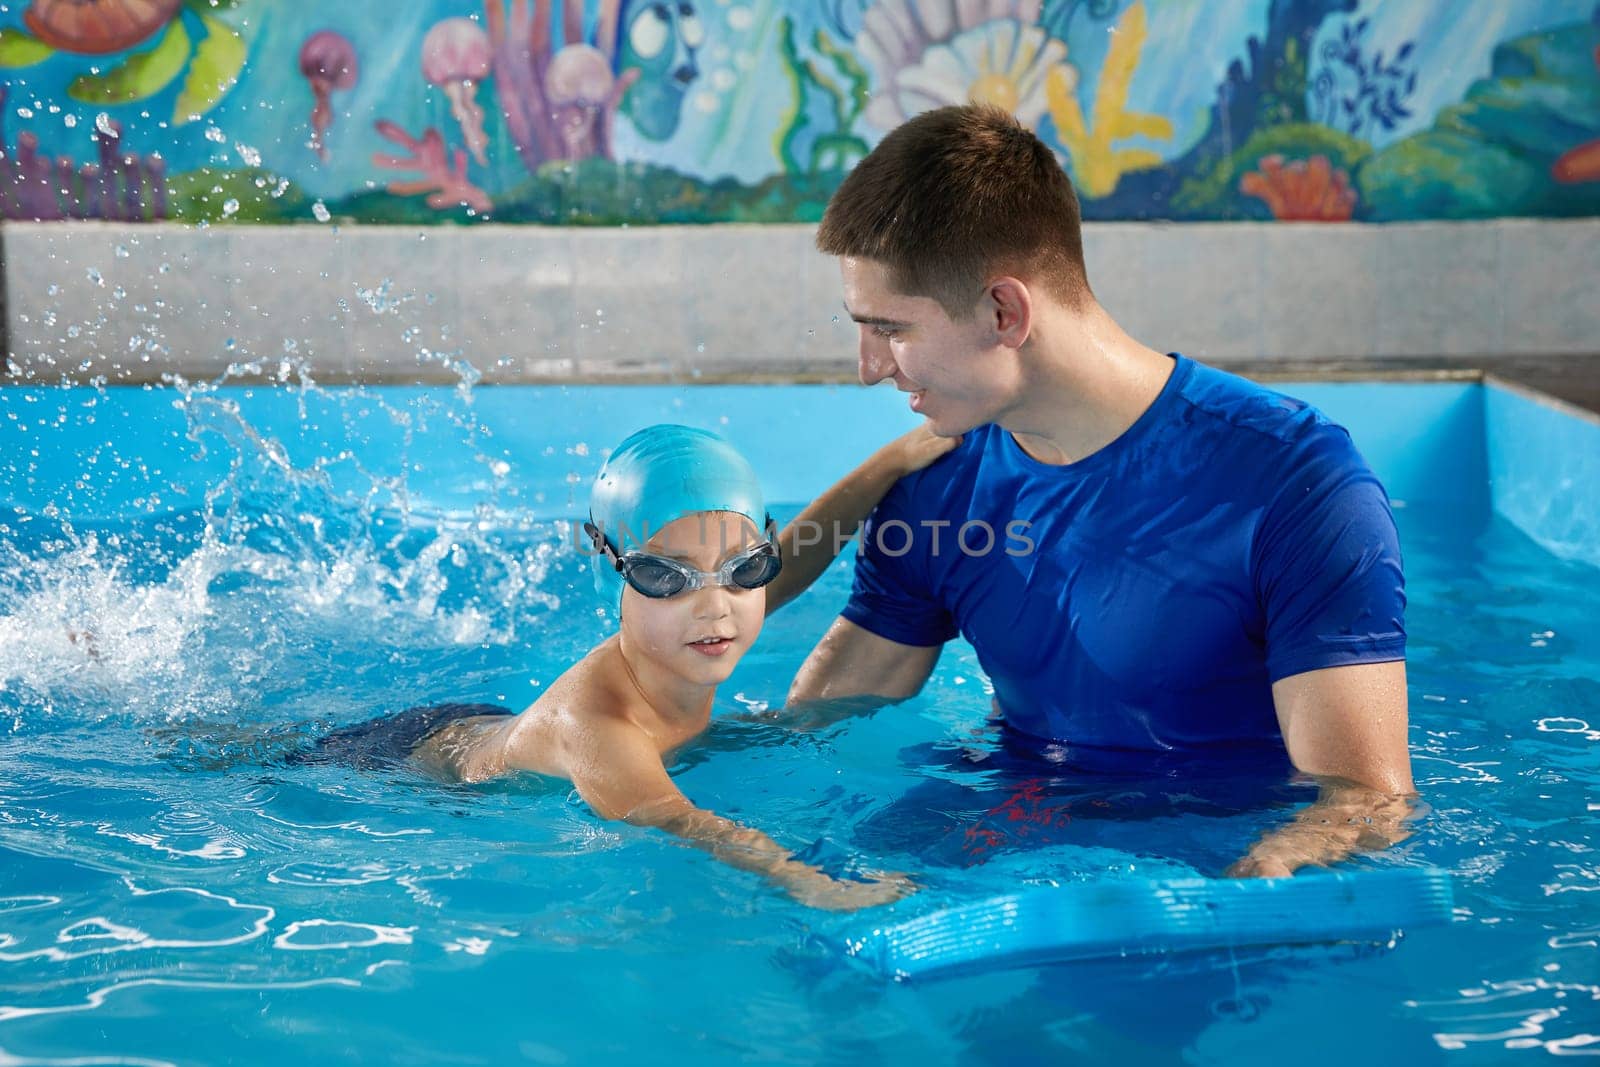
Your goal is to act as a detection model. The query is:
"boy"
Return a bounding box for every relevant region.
[301,422,956,910]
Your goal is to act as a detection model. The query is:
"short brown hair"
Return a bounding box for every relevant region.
[817,104,1090,317]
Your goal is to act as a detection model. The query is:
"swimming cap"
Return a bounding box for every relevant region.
[586,424,769,597]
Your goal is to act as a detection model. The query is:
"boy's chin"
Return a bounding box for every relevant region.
[681,647,745,681]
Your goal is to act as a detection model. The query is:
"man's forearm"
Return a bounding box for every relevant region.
[764,448,907,616]
[739,693,894,732]
[1225,779,1416,878]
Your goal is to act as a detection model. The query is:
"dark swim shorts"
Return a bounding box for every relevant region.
[288,702,514,770]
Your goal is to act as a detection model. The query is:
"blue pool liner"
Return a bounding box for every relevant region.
[845,868,1454,981]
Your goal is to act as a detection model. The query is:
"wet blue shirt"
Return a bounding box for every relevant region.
[841,355,1406,754]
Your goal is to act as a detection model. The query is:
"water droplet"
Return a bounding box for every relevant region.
[311,200,331,223]
[204,125,226,143]
[114,244,129,258]
[62,114,76,128]
[94,112,115,136]
[85,267,103,286]
[222,198,240,217]
[695,342,705,353]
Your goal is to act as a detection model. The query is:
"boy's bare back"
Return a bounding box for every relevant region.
[411,636,699,793]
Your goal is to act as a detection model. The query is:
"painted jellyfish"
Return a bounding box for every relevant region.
[299,30,359,161]
[546,44,624,160]
[422,17,493,166]
[22,0,182,54]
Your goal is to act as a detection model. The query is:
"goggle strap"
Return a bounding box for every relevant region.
[583,519,627,573]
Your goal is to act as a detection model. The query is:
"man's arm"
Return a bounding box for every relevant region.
[778,617,943,729]
[553,716,915,910]
[763,426,958,617]
[1226,660,1416,878]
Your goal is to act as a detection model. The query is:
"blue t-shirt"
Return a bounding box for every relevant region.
[841,354,1406,754]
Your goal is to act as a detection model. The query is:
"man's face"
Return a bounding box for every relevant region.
[839,257,1018,437]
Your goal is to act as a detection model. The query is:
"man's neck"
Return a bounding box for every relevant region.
[1000,302,1175,466]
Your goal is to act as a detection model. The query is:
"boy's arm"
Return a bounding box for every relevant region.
[763,425,959,616]
[551,716,915,911]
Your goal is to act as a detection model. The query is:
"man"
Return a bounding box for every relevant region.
[787,104,1414,878]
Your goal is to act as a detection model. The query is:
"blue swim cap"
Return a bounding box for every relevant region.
[586,425,769,597]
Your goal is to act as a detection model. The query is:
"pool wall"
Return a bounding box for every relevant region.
[3,219,1599,385]
[1484,379,1600,569]
[5,377,1596,568]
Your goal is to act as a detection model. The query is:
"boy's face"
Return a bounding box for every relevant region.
[620,511,766,686]
[839,256,1021,437]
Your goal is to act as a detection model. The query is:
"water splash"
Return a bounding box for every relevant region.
[0,370,580,735]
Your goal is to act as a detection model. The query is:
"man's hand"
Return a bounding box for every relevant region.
[883,423,962,477]
[1224,777,1416,878]
[764,426,959,617]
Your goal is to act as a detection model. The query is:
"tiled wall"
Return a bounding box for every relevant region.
[4,219,1597,384]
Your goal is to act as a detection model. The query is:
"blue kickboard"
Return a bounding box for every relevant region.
[846,868,1454,981]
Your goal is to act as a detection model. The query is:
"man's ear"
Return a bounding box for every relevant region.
[985,277,1032,349]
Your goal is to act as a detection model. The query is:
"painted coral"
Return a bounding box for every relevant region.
[0,87,166,220]
[373,120,492,215]
[1045,0,1171,199]
[1551,45,1600,184]
[1239,153,1357,221]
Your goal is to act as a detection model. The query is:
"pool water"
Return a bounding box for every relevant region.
[0,381,1597,1064]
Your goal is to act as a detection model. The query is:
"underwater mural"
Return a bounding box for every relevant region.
[0,0,1597,224]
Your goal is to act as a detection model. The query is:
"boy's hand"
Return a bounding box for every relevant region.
[779,865,917,911]
[885,424,961,477]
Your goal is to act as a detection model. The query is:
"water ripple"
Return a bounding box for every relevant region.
[272,920,414,951]
[0,881,272,963]
[1410,975,1600,1055]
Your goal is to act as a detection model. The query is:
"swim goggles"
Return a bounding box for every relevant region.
[584,519,783,599]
